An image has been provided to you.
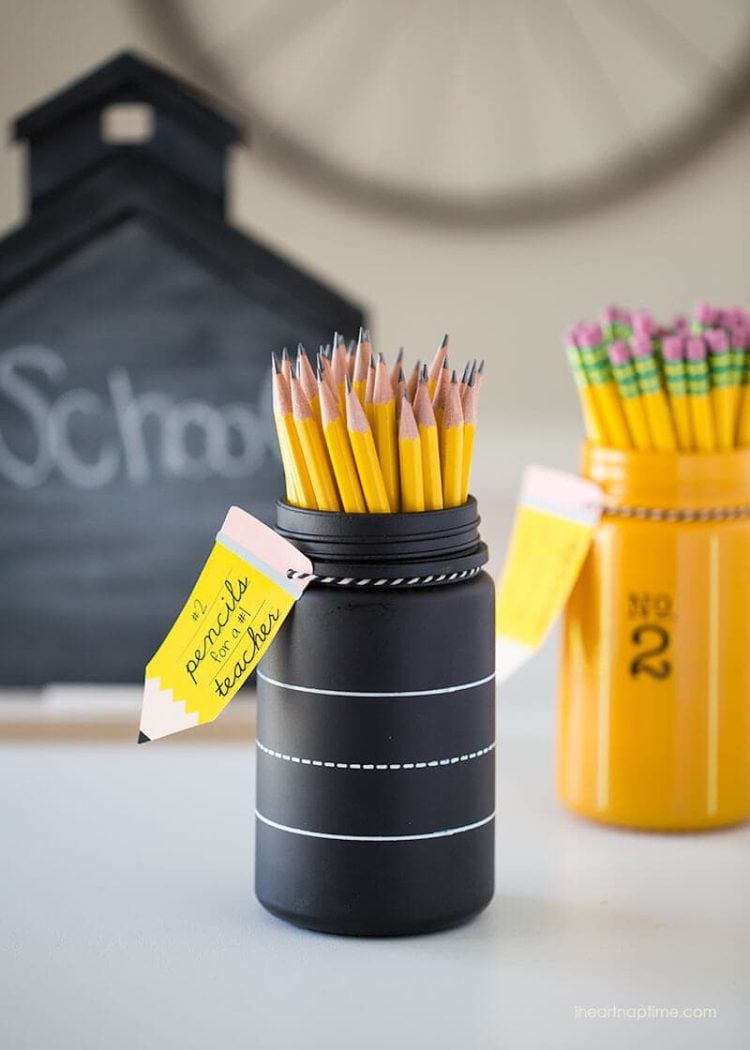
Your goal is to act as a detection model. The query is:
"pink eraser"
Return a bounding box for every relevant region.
[631,310,655,336]
[686,336,707,361]
[670,314,688,331]
[578,323,603,348]
[564,324,582,347]
[729,322,748,348]
[694,302,716,326]
[630,334,653,358]
[600,306,619,325]
[607,340,630,365]
[705,329,729,353]
[661,335,684,361]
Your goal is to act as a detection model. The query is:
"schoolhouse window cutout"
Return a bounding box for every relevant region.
[101,102,154,143]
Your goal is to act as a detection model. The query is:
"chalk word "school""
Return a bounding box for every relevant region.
[0,345,278,490]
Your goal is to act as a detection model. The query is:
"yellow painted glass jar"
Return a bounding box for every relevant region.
[558,444,750,831]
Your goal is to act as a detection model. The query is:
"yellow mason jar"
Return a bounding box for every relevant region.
[558,444,750,831]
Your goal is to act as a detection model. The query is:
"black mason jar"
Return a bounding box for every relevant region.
[255,497,495,936]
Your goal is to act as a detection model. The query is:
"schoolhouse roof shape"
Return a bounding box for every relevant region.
[14,50,242,146]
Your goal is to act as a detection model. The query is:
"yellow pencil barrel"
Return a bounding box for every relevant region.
[577,327,632,449]
[606,341,652,451]
[706,330,734,450]
[398,397,424,512]
[661,335,693,451]
[631,336,677,452]
[686,336,716,453]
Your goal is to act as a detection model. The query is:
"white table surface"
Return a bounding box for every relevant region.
[1,643,748,1050]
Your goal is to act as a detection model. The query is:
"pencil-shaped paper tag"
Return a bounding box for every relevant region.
[496,467,602,682]
[140,507,313,742]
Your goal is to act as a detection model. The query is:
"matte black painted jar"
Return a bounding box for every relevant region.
[255,497,496,936]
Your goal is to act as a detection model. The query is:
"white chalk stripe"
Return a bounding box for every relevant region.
[255,809,495,842]
[257,740,495,770]
[256,670,496,698]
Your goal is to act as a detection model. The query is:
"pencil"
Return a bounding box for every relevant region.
[705,329,734,450]
[405,360,421,402]
[372,354,400,511]
[390,347,405,392]
[331,332,348,412]
[428,334,449,398]
[319,372,366,513]
[734,323,750,446]
[272,356,317,508]
[364,354,376,427]
[344,376,391,513]
[475,359,484,393]
[394,366,406,419]
[565,327,607,445]
[440,371,464,508]
[578,324,633,449]
[728,320,747,440]
[296,344,321,424]
[346,339,357,379]
[461,361,476,409]
[432,357,450,429]
[398,395,424,512]
[353,327,371,403]
[280,345,293,385]
[604,340,651,450]
[661,335,693,451]
[290,373,341,511]
[461,369,479,502]
[685,335,716,452]
[413,369,443,510]
[630,333,677,452]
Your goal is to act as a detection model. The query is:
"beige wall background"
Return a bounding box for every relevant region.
[1,0,749,479]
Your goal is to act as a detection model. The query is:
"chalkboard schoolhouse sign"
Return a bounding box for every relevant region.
[0,52,365,685]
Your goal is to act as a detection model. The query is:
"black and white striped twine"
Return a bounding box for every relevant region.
[286,566,482,588]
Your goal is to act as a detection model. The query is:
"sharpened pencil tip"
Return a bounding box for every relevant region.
[440,333,449,349]
[281,346,289,361]
[345,374,353,393]
[271,352,280,374]
[138,731,150,744]
[395,346,404,363]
